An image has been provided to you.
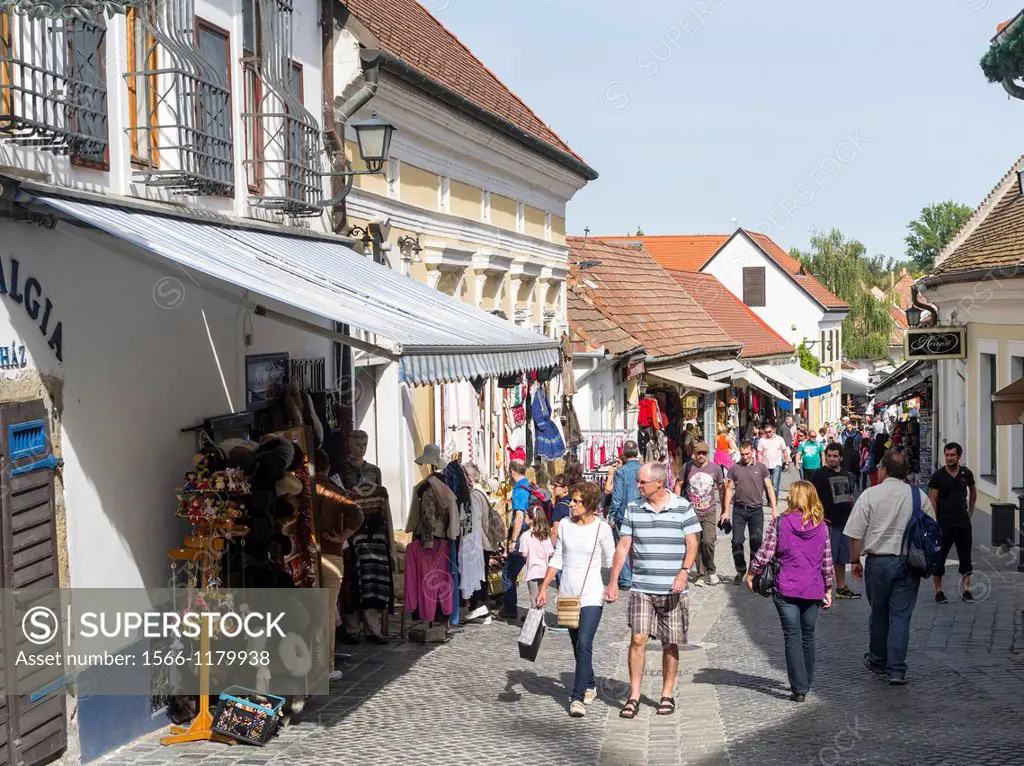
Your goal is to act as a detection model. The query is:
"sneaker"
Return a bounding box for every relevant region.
[962,590,975,603]
[935,591,949,604]
[329,669,344,682]
[733,573,744,586]
[708,573,720,586]
[466,605,490,620]
[888,676,908,686]
[569,700,586,717]
[863,654,885,675]
[584,688,597,705]
[692,578,706,587]
[789,692,806,702]
[835,586,862,600]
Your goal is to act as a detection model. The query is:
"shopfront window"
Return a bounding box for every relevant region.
[980,352,997,483]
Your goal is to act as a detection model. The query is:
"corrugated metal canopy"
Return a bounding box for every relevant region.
[734,366,788,401]
[647,367,730,393]
[33,194,559,385]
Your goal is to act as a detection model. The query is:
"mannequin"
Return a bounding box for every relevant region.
[340,430,382,490]
[342,476,395,644]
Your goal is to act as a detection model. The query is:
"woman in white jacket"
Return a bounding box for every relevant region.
[536,482,615,718]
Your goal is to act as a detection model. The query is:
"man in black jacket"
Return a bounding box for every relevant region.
[810,443,861,599]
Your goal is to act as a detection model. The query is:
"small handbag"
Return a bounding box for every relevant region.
[556,525,601,628]
[752,519,781,598]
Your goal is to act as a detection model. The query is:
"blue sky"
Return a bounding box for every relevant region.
[428,0,1023,261]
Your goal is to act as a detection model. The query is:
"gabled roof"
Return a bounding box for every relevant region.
[342,0,596,179]
[566,290,642,357]
[888,305,908,348]
[596,229,848,311]
[924,154,1024,283]
[567,238,741,361]
[668,271,795,360]
[889,269,914,309]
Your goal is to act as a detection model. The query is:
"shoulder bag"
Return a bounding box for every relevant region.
[556,523,601,628]
[752,519,781,598]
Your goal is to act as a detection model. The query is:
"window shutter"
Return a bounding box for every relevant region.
[742,267,765,307]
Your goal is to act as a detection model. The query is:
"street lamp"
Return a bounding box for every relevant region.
[352,115,396,173]
[905,305,923,328]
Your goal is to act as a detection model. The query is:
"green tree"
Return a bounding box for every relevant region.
[635,226,645,236]
[797,340,820,375]
[791,228,895,362]
[904,201,973,272]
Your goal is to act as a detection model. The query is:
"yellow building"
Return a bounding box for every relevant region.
[919,154,1024,508]
[332,0,596,517]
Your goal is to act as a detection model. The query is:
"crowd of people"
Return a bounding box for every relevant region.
[490,416,981,719]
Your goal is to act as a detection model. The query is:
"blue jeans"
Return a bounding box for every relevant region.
[501,552,526,617]
[612,523,632,587]
[731,504,764,571]
[864,555,921,679]
[773,594,820,694]
[568,606,602,702]
[770,465,783,499]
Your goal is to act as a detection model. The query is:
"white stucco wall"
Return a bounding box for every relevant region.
[0,219,333,589]
[703,234,824,349]
[572,360,619,433]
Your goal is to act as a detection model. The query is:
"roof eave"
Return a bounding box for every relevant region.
[375,50,599,181]
[645,344,743,366]
[920,266,1024,288]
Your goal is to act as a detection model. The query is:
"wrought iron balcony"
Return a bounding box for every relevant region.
[125,0,233,196]
[241,0,322,217]
[0,8,108,162]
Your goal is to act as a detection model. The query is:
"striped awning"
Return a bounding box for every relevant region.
[756,364,832,399]
[30,194,560,386]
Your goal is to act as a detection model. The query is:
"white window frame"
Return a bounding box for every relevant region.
[482,190,491,223]
[387,158,401,200]
[516,201,525,234]
[544,212,552,242]
[976,338,999,498]
[1007,342,1024,497]
[438,175,451,212]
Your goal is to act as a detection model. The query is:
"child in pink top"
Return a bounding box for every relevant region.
[519,507,554,606]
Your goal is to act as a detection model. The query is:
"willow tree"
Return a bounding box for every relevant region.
[791,229,895,361]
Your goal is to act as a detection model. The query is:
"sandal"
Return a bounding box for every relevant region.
[619,698,640,719]
[656,696,676,715]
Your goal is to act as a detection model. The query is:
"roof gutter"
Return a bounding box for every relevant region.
[374,49,599,182]
[918,266,1024,289]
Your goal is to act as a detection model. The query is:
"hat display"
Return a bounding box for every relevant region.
[414,443,445,470]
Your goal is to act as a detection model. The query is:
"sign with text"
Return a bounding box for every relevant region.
[905,327,966,361]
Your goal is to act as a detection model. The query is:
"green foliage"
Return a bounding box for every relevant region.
[904,201,974,272]
[792,228,895,363]
[797,340,820,375]
[635,226,645,236]
[981,23,1024,83]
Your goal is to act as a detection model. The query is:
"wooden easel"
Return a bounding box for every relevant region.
[161,520,247,747]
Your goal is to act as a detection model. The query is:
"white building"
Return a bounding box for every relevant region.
[0,1,561,760]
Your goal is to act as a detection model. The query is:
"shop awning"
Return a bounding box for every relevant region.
[734,367,788,401]
[840,373,871,397]
[689,360,740,381]
[32,194,559,386]
[647,367,730,393]
[755,364,831,399]
[994,377,1024,425]
[871,360,931,406]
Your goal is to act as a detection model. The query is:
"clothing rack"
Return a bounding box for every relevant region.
[290,358,326,392]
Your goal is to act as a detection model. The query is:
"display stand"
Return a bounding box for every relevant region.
[161,519,248,747]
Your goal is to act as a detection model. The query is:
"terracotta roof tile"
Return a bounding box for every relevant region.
[931,158,1024,278]
[890,271,914,309]
[747,233,803,275]
[793,274,851,309]
[668,271,795,360]
[888,305,908,348]
[343,0,589,170]
[567,238,740,360]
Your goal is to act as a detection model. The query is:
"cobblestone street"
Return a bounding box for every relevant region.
[100,481,1024,766]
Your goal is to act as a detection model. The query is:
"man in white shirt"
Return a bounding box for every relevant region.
[845,450,935,685]
[872,415,886,436]
[756,424,790,500]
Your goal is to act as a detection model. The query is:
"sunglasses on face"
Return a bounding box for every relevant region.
[696,451,708,456]
[570,497,584,505]
[637,478,660,486]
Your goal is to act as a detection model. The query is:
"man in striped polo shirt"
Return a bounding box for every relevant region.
[605,462,700,718]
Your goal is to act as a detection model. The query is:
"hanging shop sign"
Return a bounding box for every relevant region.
[905,327,966,361]
[0,255,63,364]
[626,356,646,378]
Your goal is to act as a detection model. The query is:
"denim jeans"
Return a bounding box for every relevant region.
[864,555,921,679]
[612,523,632,587]
[773,593,820,694]
[501,552,526,617]
[770,465,784,500]
[568,606,603,702]
[731,504,764,571]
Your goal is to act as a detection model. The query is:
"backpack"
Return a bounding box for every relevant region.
[486,503,506,552]
[901,486,944,578]
[527,483,554,525]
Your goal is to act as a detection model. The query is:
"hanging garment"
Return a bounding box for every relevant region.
[405,475,460,548]
[599,436,607,465]
[532,388,566,460]
[588,436,596,471]
[443,461,474,538]
[560,395,584,448]
[459,529,486,600]
[638,398,658,428]
[560,334,577,397]
[350,510,394,610]
[404,540,454,622]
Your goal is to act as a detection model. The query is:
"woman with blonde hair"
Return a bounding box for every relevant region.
[745,480,834,702]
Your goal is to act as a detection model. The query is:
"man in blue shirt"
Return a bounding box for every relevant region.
[501,459,532,619]
[610,441,642,588]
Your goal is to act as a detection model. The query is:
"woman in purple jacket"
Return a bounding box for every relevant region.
[745,481,834,702]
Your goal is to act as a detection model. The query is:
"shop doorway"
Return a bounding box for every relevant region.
[0,399,67,766]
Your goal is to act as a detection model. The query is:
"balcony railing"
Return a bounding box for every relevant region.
[125,0,233,196]
[242,0,321,217]
[0,9,107,162]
